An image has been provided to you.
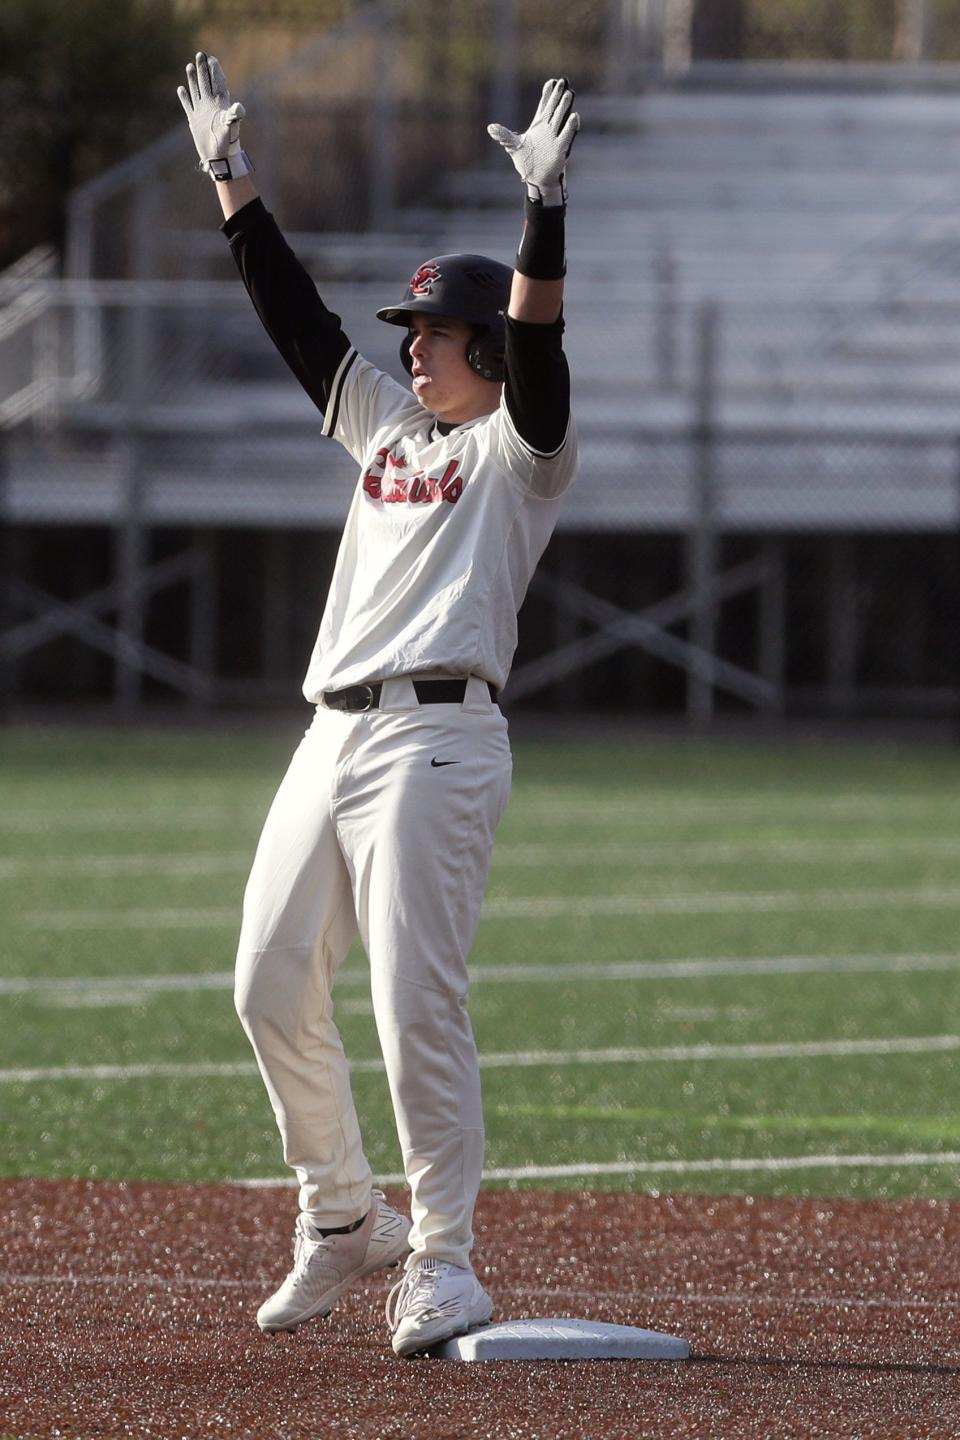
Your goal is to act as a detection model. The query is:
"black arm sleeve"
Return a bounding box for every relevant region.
[502,312,571,457]
[222,198,351,418]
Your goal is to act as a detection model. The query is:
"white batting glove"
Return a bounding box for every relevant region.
[487,77,580,207]
[177,52,251,182]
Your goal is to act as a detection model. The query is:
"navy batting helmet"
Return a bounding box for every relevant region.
[376,253,513,383]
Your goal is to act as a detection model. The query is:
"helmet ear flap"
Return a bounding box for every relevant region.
[466,328,505,383]
[402,326,504,383]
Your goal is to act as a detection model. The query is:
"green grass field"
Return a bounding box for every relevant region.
[3,722,960,1200]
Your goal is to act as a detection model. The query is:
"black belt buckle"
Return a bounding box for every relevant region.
[347,683,376,712]
[328,683,377,712]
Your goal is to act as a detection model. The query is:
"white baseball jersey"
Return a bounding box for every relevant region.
[302,349,577,699]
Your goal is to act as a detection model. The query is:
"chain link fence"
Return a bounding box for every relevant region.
[3,283,957,717]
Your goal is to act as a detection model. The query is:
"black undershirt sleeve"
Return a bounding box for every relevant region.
[224,197,570,452]
[222,198,351,418]
[502,312,570,456]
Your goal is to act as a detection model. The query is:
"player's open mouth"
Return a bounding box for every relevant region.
[412,374,432,391]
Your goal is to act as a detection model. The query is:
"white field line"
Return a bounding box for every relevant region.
[3,837,960,880]
[3,1273,956,1313]
[28,989,163,1009]
[495,839,960,866]
[469,952,960,984]
[0,853,251,879]
[18,887,960,929]
[0,971,239,996]
[484,889,960,919]
[516,794,954,821]
[0,807,251,833]
[4,951,960,999]
[12,989,753,1022]
[19,908,239,930]
[478,1152,960,1178]
[4,1034,960,1085]
[0,793,954,834]
[235,1150,960,1191]
[0,1061,259,1083]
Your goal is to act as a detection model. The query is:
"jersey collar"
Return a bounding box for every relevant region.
[431,413,488,442]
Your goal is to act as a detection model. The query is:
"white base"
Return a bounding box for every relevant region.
[434,1317,690,1362]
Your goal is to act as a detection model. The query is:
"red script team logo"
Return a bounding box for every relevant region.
[362,447,464,505]
[409,263,441,296]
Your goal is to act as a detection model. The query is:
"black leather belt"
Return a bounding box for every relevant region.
[322,678,498,713]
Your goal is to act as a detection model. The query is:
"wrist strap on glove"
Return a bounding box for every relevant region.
[204,150,254,182]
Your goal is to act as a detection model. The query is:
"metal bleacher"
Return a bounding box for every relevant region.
[7,81,960,538]
[4,57,960,716]
[430,88,960,533]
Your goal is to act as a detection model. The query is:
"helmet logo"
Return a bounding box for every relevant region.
[410,263,441,296]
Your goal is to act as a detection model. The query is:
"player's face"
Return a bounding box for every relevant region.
[407,315,501,424]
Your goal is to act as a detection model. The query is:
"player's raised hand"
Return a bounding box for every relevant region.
[487,77,580,207]
[177,52,251,181]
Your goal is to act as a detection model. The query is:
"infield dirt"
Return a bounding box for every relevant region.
[2,1179,959,1439]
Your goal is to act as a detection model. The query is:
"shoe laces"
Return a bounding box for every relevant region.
[385,1258,445,1332]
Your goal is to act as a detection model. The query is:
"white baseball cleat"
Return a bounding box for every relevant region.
[257,1190,411,1333]
[386,1258,493,1357]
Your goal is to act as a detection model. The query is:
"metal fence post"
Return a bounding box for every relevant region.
[686,300,719,725]
[262,530,290,691]
[655,238,678,392]
[189,530,218,709]
[892,0,930,62]
[0,432,16,715]
[64,191,101,400]
[626,0,669,80]
[35,281,60,431]
[115,177,159,714]
[758,537,786,716]
[603,0,627,93]
[663,0,693,74]
[825,535,858,716]
[954,436,960,741]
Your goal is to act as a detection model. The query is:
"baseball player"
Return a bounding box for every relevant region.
[178,52,579,1357]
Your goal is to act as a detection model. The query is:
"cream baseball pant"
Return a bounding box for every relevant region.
[234,676,512,1272]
